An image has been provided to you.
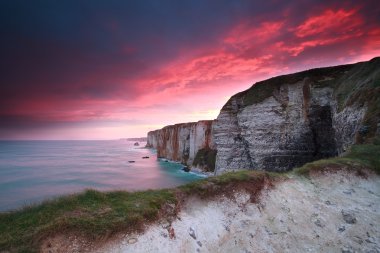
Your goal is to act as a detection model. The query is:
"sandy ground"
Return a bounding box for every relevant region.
[94,171,380,253]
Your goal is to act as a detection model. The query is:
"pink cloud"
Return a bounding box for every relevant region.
[3,4,379,140]
[224,21,284,47]
[295,9,362,38]
[113,7,379,132]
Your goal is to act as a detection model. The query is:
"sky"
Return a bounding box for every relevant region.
[0,0,379,140]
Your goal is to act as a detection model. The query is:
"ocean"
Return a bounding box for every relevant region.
[0,140,204,212]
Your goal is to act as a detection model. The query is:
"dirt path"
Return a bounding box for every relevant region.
[94,171,380,253]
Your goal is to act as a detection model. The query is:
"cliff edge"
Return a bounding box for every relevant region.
[214,57,380,173]
[147,120,217,172]
[147,57,380,174]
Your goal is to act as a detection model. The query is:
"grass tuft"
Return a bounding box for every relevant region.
[0,170,277,253]
[0,189,176,252]
[294,144,380,177]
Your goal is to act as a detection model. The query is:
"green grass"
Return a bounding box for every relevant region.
[227,63,353,108]
[1,141,378,252]
[0,170,276,253]
[335,57,380,112]
[294,143,380,177]
[180,170,258,193]
[222,58,379,144]
[0,189,176,253]
[178,170,281,204]
[333,58,380,143]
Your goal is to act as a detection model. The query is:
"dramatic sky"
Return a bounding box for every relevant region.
[1,0,379,140]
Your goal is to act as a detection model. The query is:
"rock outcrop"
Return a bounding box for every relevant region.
[147,57,380,173]
[214,57,379,173]
[147,120,216,171]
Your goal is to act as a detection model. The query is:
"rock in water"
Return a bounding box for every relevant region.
[182,166,190,172]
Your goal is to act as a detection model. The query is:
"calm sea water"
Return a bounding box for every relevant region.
[0,140,203,212]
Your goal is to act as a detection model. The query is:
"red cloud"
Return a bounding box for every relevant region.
[224,21,284,47]
[275,8,366,56]
[135,6,378,109]
[277,32,364,56]
[3,4,379,139]
[295,9,362,38]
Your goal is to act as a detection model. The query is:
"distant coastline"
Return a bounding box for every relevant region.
[121,137,147,142]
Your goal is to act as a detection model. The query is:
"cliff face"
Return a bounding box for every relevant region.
[147,120,216,171]
[147,58,380,174]
[214,57,380,173]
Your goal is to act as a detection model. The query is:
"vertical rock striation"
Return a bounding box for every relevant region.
[146,120,216,171]
[146,57,380,174]
[214,57,379,173]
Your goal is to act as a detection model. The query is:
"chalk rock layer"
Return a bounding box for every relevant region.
[146,57,380,173]
[214,57,379,173]
[147,120,216,171]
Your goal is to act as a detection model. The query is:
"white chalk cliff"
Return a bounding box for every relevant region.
[147,58,380,174]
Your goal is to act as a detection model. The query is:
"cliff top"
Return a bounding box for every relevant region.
[148,120,213,134]
[220,57,380,143]
[223,57,380,110]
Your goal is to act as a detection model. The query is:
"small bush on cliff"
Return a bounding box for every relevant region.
[193,147,217,172]
[234,64,353,107]
[294,143,380,176]
[179,170,277,202]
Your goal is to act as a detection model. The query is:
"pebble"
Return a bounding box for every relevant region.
[341,247,353,253]
[341,210,357,224]
[169,227,176,239]
[161,221,171,229]
[365,238,375,244]
[338,225,346,232]
[197,241,202,247]
[353,236,363,245]
[265,226,273,235]
[189,227,197,240]
[128,238,138,244]
[314,219,324,228]
[343,189,356,195]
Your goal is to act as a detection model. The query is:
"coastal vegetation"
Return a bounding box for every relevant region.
[1,141,379,252]
[192,147,217,172]
[294,143,380,176]
[0,171,274,252]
